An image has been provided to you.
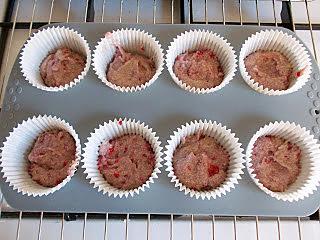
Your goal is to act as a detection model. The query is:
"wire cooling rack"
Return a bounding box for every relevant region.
[0,1,319,239]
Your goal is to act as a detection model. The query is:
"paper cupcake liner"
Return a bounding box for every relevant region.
[239,29,312,96]
[92,28,164,92]
[82,118,163,198]
[20,26,91,92]
[165,29,237,94]
[0,115,81,197]
[246,121,320,202]
[164,120,245,200]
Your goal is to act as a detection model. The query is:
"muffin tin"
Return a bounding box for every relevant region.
[0,23,320,216]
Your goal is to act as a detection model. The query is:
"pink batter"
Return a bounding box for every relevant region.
[98,134,155,190]
[28,163,71,187]
[251,135,301,192]
[244,51,292,90]
[28,129,76,187]
[40,47,85,87]
[173,49,224,89]
[173,132,230,191]
[106,47,156,88]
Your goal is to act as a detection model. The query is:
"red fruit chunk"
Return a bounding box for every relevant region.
[265,157,274,164]
[108,145,115,155]
[196,50,205,57]
[208,164,220,177]
[294,66,307,78]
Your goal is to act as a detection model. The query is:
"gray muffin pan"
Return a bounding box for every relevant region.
[1,23,320,216]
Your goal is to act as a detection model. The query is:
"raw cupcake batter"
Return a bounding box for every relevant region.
[173,132,230,191]
[28,129,76,187]
[244,51,292,90]
[98,134,155,190]
[173,49,224,89]
[40,47,85,87]
[251,135,301,192]
[106,47,156,87]
[28,163,71,187]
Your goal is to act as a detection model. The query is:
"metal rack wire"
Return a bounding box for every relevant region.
[0,1,319,239]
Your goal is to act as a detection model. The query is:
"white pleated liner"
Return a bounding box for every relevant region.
[166,29,237,94]
[82,118,163,198]
[239,29,312,96]
[0,115,81,197]
[164,120,245,200]
[92,28,164,92]
[20,26,91,92]
[246,121,320,202]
